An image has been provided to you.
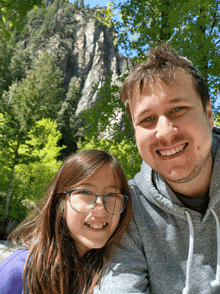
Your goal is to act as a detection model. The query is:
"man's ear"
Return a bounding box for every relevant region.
[206,100,214,129]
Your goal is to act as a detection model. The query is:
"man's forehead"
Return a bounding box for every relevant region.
[131,69,192,98]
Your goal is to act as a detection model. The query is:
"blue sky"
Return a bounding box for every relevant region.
[84,0,109,8]
[70,0,110,8]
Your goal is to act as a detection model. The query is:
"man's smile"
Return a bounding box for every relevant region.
[157,143,188,157]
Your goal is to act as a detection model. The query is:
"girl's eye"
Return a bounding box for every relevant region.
[106,193,116,196]
[79,189,90,194]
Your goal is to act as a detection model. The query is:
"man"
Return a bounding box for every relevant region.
[94,45,220,293]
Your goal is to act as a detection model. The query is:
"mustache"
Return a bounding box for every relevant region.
[151,135,186,149]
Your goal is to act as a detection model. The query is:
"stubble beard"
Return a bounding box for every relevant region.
[163,148,212,184]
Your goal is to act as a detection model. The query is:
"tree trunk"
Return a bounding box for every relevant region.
[5,164,15,217]
[5,140,20,217]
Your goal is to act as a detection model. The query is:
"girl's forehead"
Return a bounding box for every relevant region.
[68,166,122,191]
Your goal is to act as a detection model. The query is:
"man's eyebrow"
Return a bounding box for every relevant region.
[168,97,189,103]
[134,97,189,120]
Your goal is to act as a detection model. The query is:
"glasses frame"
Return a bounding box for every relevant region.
[64,189,129,215]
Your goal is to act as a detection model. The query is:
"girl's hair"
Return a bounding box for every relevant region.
[8,149,132,294]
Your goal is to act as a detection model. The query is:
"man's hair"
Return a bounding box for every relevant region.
[120,44,210,121]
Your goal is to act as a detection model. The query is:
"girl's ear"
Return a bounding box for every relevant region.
[61,198,67,218]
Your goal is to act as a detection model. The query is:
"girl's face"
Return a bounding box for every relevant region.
[65,164,121,256]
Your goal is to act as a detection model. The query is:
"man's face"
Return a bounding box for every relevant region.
[130,70,214,186]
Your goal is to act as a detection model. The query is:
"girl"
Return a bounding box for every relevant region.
[0,149,132,294]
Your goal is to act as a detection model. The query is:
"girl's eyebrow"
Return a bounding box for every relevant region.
[78,183,121,191]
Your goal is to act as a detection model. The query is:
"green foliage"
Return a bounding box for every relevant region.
[0,52,64,217]
[79,72,132,141]
[0,39,14,95]
[57,76,80,158]
[78,137,141,181]
[101,0,220,108]
[14,119,64,203]
[0,118,65,222]
[0,0,45,39]
[78,72,140,179]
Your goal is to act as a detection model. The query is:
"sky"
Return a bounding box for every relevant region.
[70,0,110,8]
[84,0,109,8]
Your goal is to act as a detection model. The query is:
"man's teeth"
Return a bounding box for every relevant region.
[85,222,107,229]
[159,143,186,156]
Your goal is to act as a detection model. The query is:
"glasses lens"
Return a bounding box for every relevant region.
[104,193,126,215]
[70,189,96,212]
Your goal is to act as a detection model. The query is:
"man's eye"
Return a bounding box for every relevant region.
[140,117,153,123]
[172,107,185,113]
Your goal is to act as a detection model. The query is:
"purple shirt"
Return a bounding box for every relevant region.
[0,249,28,294]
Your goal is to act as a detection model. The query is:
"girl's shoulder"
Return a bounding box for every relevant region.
[0,249,28,294]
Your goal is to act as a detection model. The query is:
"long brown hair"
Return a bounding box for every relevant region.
[8,149,132,294]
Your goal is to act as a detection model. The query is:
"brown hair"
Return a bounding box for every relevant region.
[8,149,132,294]
[120,44,210,121]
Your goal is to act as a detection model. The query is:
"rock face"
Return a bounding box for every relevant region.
[20,2,131,115]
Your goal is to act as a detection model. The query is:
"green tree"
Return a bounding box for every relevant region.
[0,0,45,39]
[0,52,64,216]
[57,76,80,158]
[0,0,69,39]
[0,39,14,95]
[77,137,141,181]
[78,73,139,180]
[107,0,220,106]
[0,118,65,222]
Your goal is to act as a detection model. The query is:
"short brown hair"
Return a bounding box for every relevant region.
[120,44,210,121]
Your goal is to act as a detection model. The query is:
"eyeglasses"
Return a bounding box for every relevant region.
[64,189,129,215]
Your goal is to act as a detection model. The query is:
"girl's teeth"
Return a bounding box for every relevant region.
[85,222,107,229]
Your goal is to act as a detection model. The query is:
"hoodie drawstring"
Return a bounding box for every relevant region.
[210,209,220,287]
[183,209,220,292]
[183,210,194,294]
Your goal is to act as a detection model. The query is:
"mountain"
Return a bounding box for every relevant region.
[12,0,131,154]
[18,1,130,113]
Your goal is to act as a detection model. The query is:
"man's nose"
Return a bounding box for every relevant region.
[155,116,178,140]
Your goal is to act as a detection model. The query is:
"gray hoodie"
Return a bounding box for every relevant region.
[94,126,220,294]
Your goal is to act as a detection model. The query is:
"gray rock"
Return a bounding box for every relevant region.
[0,241,18,263]
[19,4,132,116]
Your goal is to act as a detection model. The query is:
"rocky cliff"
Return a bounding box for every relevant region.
[17,1,131,115]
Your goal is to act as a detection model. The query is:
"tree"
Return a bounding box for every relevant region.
[77,137,141,181]
[0,0,68,39]
[0,0,45,39]
[57,77,80,158]
[78,73,139,180]
[108,0,220,107]
[0,39,14,95]
[0,118,65,222]
[0,52,64,216]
